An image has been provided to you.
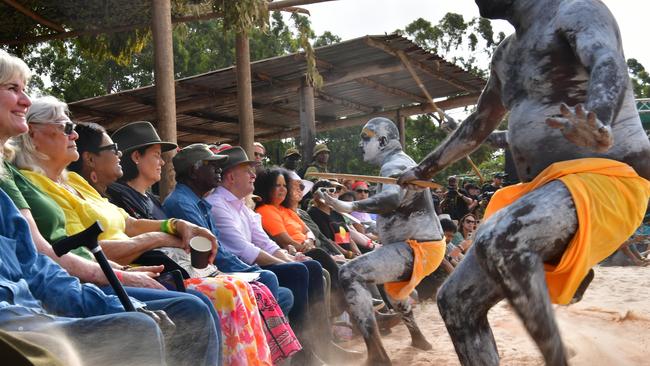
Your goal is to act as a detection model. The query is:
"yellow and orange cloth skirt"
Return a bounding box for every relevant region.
[483,158,650,304]
[384,239,446,300]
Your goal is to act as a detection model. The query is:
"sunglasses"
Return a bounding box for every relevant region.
[96,143,119,155]
[30,121,76,136]
[319,187,337,194]
[355,189,370,194]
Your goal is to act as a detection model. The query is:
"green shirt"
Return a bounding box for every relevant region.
[0,162,92,260]
[304,163,328,181]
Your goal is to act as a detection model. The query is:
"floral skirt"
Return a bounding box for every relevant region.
[185,276,272,366]
[185,277,301,365]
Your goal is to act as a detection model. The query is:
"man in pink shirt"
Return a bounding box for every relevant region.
[206,147,360,365]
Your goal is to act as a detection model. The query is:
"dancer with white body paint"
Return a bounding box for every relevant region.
[319,117,448,365]
[398,1,650,365]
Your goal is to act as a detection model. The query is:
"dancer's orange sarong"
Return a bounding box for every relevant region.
[384,239,446,300]
[484,158,650,304]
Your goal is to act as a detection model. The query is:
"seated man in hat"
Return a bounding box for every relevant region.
[303,143,330,181]
[206,146,361,365]
[282,147,302,172]
[161,144,294,314]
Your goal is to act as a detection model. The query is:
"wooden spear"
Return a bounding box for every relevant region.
[305,172,442,190]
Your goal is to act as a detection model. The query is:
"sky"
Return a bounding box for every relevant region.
[301,0,650,69]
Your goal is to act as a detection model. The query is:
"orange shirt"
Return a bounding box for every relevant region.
[256,204,307,243]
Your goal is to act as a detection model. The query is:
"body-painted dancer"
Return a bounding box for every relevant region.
[398,1,650,365]
[319,117,448,365]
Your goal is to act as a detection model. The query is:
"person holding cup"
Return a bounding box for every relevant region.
[107,131,300,366]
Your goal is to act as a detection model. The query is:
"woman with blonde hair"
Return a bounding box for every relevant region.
[0,50,220,366]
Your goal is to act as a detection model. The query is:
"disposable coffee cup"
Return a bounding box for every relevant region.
[190,236,212,269]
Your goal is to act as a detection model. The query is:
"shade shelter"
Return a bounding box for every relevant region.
[68,34,485,156]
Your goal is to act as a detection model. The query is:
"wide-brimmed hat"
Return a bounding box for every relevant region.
[173,143,227,175]
[111,121,177,154]
[312,143,330,157]
[284,147,301,159]
[219,146,256,173]
[288,171,313,199]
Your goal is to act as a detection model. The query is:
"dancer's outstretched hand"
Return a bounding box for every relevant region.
[546,103,613,153]
[395,168,426,191]
[319,189,354,213]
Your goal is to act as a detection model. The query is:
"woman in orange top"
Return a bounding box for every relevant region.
[254,167,347,316]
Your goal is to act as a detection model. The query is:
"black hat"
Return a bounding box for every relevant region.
[219,146,256,173]
[172,143,228,175]
[111,121,177,154]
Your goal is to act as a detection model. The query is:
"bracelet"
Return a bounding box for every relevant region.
[168,218,178,235]
[116,271,124,282]
[161,219,170,234]
[161,219,179,235]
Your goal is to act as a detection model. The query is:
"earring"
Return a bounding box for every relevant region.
[90,171,98,184]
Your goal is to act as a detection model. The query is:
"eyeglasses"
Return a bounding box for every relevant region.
[96,143,119,155]
[355,189,370,194]
[29,120,76,136]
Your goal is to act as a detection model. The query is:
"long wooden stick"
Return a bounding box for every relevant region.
[305,172,442,190]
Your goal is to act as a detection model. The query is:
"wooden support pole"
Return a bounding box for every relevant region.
[236,32,255,156]
[299,78,316,161]
[151,0,176,199]
[398,112,406,149]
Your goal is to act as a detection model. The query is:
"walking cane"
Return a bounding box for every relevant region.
[52,221,135,312]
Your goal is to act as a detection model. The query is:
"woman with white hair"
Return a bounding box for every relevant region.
[0,50,221,366]
[13,96,218,265]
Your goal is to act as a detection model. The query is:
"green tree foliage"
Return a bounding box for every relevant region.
[21,11,313,102]
[628,58,650,98]
[294,14,506,181]
[401,14,505,77]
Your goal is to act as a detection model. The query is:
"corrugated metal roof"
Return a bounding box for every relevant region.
[68,34,485,145]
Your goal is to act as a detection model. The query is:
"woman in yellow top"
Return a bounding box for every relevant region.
[12,96,217,266]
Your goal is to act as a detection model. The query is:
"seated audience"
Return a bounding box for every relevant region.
[0,49,219,365]
[308,180,363,258]
[205,147,360,365]
[254,167,347,316]
[104,123,300,365]
[13,96,218,267]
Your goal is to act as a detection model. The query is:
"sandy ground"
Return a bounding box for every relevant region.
[338,266,650,365]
